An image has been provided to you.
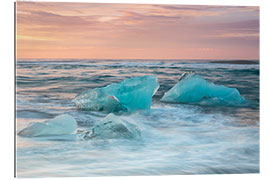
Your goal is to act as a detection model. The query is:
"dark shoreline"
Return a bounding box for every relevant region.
[210,60,259,64]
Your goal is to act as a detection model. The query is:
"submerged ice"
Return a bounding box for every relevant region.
[161,73,245,106]
[74,75,159,112]
[18,114,78,137]
[90,113,141,140]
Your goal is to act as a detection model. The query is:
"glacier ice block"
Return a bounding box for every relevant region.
[18,114,78,137]
[74,75,159,112]
[73,88,126,113]
[91,113,141,140]
[161,73,245,106]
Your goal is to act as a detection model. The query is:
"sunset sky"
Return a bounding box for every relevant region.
[16,2,259,60]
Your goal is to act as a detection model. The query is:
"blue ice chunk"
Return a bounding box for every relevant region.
[73,88,126,113]
[74,75,159,112]
[18,114,78,137]
[91,113,141,140]
[161,73,245,106]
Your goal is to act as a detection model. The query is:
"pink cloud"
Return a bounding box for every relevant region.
[16,2,259,60]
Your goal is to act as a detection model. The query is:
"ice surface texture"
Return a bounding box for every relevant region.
[18,114,78,137]
[73,88,126,113]
[161,73,245,106]
[90,113,141,140]
[74,75,159,112]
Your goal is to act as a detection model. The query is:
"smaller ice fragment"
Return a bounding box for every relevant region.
[91,113,141,140]
[18,114,78,137]
[161,73,245,106]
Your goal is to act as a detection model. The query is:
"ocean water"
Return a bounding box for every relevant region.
[16,59,259,177]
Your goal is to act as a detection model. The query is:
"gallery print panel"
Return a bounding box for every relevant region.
[15,1,259,177]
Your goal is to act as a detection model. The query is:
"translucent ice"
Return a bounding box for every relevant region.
[74,75,159,112]
[161,73,245,106]
[90,113,141,140]
[18,114,78,137]
[73,88,126,113]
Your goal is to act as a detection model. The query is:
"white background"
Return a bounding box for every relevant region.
[0,0,269,179]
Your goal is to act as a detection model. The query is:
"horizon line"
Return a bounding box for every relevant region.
[16,58,260,61]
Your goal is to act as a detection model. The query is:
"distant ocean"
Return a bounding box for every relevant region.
[16,59,259,177]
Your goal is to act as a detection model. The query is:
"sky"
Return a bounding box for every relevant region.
[16,2,259,60]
